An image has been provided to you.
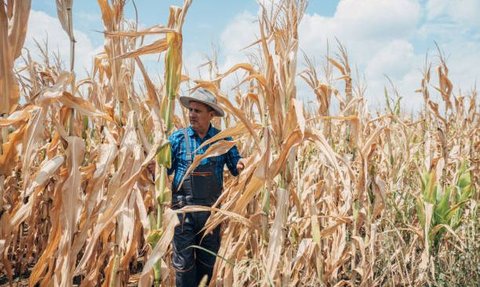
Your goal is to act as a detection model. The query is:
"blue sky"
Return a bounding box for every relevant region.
[29,0,339,62]
[26,0,480,113]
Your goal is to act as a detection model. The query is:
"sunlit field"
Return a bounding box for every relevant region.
[1,1,479,286]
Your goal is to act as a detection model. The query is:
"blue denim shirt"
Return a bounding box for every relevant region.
[167,125,241,192]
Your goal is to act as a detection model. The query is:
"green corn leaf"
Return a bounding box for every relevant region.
[155,141,172,169]
[188,245,235,266]
[458,175,473,202]
[415,197,426,229]
[421,170,437,204]
[163,32,182,134]
[147,228,163,247]
[435,186,451,225]
[457,172,470,190]
[446,200,469,228]
[394,96,402,115]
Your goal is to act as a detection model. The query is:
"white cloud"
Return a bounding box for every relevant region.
[192,0,480,114]
[182,10,258,93]
[300,0,420,52]
[183,50,212,79]
[334,0,420,41]
[426,0,449,20]
[297,0,423,111]
[22,10,102,77]
[211,0,425,110]
[441,41,480,93]
[427,0,480,28]
[219,11,258,68]
[296,0,480,113]
[422,0,480,44]
[257,0,283,13]
[366,40,416,80]
[220,11,257,53]
[363,39,422,110]
[421,0,480,99]
[210,11,259,92]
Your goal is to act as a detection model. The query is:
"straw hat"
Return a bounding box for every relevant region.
[179,88,225,117]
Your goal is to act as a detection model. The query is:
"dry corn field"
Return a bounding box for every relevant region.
[1,0,479,286]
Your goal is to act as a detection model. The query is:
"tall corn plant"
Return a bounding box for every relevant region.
[0,0,31,115]
[0,1,189,286]
[152,2,190,285]
[192,1,311,284]
[0,1,31,281]
[0,1,31,203]
[255,1,308,283]
[99,0,191,284]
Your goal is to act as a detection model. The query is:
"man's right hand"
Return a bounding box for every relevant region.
[236,158,246,173]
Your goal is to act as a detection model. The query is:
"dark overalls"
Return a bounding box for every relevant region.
[172,129,222,287]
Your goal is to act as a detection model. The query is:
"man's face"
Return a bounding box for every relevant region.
[188,101,214,133]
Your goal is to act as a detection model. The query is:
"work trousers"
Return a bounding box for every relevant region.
[172,210,221,287]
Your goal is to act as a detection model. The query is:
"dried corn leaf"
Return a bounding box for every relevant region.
[56,136,85,285]
[196,122,258,152]
[58,91,112,120]
[0,124,26,174]
[0,105,36,127]
[135,57,160,107]
[0,1,32,113]
[185,205,254,233]
[104,25,174,37]
[284,98,305,137]
[56,0,74,40]
[269,129,303,177]
[116,38,168,59]
[265,188,288,281]
[231,130,270,214]
[192,84,261,148]
[29,215,63,286]
[10,155,64,227]
[178,140,237,189]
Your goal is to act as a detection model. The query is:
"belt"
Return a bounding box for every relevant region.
[192,171,213,177]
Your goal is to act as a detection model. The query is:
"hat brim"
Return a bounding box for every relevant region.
[179,96,225,117]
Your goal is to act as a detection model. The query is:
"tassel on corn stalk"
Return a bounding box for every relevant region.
[55,0,76,134]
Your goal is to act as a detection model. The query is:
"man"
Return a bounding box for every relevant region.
[168,88,245,286]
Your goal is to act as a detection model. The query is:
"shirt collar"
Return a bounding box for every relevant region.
[187,124,215,138]
[187,126,195,137]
